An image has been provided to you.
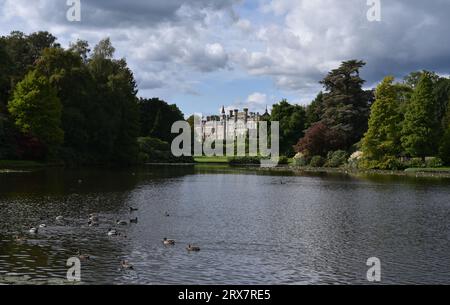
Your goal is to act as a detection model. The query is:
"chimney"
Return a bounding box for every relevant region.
[243,108,249,123]
[234,109,238,122]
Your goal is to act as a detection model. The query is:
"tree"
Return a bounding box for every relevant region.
[8,70,63,159]
[270,99,306,156]
[320,60,372,149]
[362,76,402,163]
[401,73,438,158]
[305,91,324,129]
[294,122,343,157]
[138,98,184,143]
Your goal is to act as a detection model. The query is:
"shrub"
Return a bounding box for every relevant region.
[228,156,261,165]
[278,156,289,165]
[425,157,443,168]
[348,151,363,169]
[293,152,308,166]
[309,155,325,167]
[137,137,193,163]
[325,150,349,168]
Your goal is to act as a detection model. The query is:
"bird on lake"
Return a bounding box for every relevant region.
[129,207,138,212]
[88,220,99,227]
[15,235,27,242]
[39,224,47,228]
[163,238,175,245]
[129,217,138,224]
[89,214,99,222]
[186,244,200,252]
[164,211,170,217]
[29,226,38,234]
[107,228,118,236]
[56,216,64,221]
[116,219,128,226]
[121,260,134,270]
[77,250,90,261]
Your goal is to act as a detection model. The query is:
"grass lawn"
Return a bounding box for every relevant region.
[194,156,229,164]
[405,167,450,173]
[0,160,47,169]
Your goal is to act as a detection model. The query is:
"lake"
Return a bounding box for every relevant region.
[0,165,450,284]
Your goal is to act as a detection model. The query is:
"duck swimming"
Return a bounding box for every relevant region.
[121,260,134,270]
[56,216,64,221]
[29,227,38,234]
[89,214,99,222]
[129,217,138,224]
[163,238,175,245]
[39,224,47,228]
[107,228,118,236]
[116,220,128,226]
[77,250,90,261]
[129,207,138,212]
[186,244,200,252]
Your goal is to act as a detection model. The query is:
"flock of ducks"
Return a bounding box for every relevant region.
[16,206,201,271]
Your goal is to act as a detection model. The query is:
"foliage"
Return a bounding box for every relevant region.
[309,156,325,168]
[293,152,308,166]
[228,156,261,165]
[439,128,450,165]
[139,98,184,143]
[325,150,348,168]
[362,77,402,164]
[270,99,306,157]
[401,73,439,158]
[278,156,289,165]
[320,60,373,150]
[8,70,63,159]
[138,137,193,163]
[294,122,343,157]
[305,92,324,129]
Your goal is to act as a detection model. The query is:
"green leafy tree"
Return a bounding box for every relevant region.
[305,91,324,129]
[401,73,439,159]
[320,60,373,149]
[362,76,402,165]
[8,70,63,159]
[138,98,184,143]
[270,99,306,157]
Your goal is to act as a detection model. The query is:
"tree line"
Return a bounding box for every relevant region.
[0,31,185,165]
[267,60,450,169]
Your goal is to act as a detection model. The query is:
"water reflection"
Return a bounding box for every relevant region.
[1,165,450,284]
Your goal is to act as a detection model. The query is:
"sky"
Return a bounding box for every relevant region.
[1,0,450,117]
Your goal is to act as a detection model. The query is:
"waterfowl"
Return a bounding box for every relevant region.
[129,217,138,224]
[116,220,128,226]
[29,227,39,234]
[107,228,118,236]
[186,244,200,252]
[77,250,90,261]
[121,260,134,270]
[89,214,99,222]
[15,236,27,242]
[129,207,138,212]
[88,220,99,227]
[56,216,64,221]
[163,238,175,245]
[39,224,47,228]
[164,211,170,217]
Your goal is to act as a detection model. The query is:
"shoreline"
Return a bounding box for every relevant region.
[2,159,450,179]
[253,165,450,179]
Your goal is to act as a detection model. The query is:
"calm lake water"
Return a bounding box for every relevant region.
[0,165,450,285]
